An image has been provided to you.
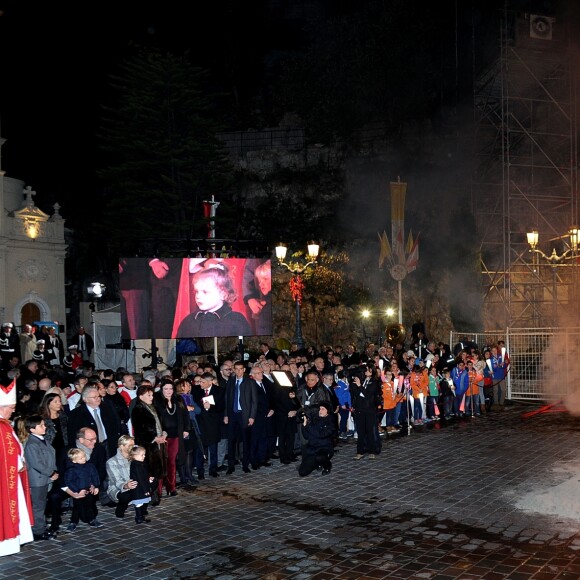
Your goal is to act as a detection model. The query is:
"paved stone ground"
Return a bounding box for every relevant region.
[4,402,580,579]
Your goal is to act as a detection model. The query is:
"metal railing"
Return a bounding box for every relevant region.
[450,328,578,402]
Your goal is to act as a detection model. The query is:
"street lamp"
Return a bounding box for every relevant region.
[361,307,396,345]
[87,282,106,362]
[275,242,319,350]
[526,227,578,323]
[87,282,106,299]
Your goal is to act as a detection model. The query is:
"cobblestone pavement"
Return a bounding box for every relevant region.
[4,402,580,579]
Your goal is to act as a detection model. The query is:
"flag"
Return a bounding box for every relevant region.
[390,179,407,265]
[395,227,406,264]
[406,233,420,273]
[378,231,392,267]
[406,230,414,254]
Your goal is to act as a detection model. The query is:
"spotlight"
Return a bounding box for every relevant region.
[87,282,106,298]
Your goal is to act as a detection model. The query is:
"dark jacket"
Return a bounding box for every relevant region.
[176,303,251,338]
[104,392,130,429]
[192,384,225,445]
[302,412,336,456]
[271,382,300,435]
[154,394,191,466]
[349,378,382,413]
[64,460,100,492]
[67,400,121,459]
[224,375,258,425]
[253,378,273,421]
[70,332,94,357]
[131,400,167,480]
[296,382,331,420]
[321,381,340,412]
[129,460,151,503]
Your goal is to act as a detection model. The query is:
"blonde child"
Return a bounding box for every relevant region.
[177,261,250,338]
[129,445,154,524]
[64,448,101,531]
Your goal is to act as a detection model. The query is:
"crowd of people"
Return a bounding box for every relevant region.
[0,328,510,556]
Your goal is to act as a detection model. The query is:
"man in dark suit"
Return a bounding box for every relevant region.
[248,366,274,470]
[223,361,257,474]
[259,342,277,362]
[342,343,361,367]
[192,372,225,478]
[70,326,94,360]
[67,385,121,461]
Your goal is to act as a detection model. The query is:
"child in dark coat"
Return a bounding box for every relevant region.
[64,448,101,531]
[129,445,154,524]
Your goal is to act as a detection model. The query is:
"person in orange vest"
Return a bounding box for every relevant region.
[465,359,484,417]
[409,362,429,425]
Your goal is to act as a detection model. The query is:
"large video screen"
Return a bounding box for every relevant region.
[119,257,272,340]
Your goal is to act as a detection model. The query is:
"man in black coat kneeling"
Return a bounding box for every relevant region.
[298,403,336,477]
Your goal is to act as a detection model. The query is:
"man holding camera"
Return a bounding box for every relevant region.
[296,370,331,421]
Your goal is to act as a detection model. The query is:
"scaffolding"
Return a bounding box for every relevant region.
[473,4,580,329]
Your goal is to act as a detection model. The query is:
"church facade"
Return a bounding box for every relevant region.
[0,138,67,334]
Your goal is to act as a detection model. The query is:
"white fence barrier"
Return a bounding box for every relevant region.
[450,328,579,402]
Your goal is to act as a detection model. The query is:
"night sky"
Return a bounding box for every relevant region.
[0,0,554,232]
[0,2,282,223]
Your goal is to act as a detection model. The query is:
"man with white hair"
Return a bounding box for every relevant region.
[67,385,121,460]
[0,378,34,555]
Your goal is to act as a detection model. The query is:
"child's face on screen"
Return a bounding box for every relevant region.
[256,270,271,296]
[193,277,224,312]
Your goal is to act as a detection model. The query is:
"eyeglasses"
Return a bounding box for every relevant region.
[86,395,102,399]
[82,437,97,442]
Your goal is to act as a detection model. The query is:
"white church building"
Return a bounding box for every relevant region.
[0,136,67,333]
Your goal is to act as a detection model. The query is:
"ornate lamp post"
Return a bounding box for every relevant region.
[526,227,578,323]
[275,242,319,350]
[361,307,396,346]
[87,282,106,362]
